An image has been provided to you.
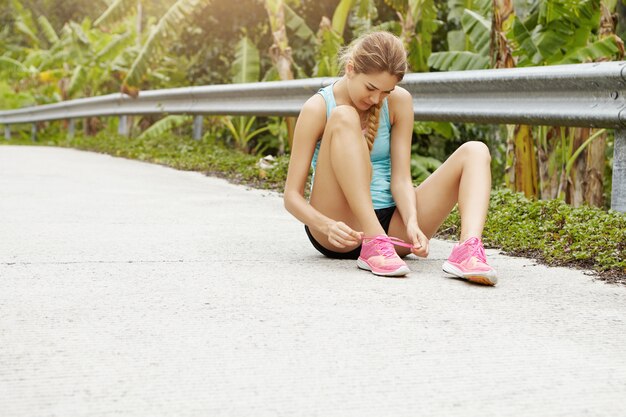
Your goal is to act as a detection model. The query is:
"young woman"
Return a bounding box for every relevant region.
[283,31,497,286]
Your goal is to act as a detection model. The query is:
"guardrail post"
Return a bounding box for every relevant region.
[31,123,37,142]
[68,119,75,139]
[4,125,9,140]
[193,115,203,140]
[612,129,626,212]
[118,115,129,136]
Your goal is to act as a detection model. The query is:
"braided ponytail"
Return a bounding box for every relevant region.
[338,31,407,152]
[365,102,382,151]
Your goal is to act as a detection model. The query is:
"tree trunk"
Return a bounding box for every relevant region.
[513,125,539,198]
[493,0,538,197]
[584,130,607,207]
[265,0,295,148]
[491,0,515,68]
[567,127,588,206]
[570,1,624,206]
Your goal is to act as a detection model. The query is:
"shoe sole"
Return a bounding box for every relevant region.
[442,261,497,286]
[357,258,410,277]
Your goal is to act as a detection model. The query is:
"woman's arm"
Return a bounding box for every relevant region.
[388,87,429,257]
[283,94,335,234]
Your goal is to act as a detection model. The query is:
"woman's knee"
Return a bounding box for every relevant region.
[460,141,491,163]
[328,105,360,130]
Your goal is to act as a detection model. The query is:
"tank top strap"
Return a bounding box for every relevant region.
[316,84,336,119]
[380,98,390,130]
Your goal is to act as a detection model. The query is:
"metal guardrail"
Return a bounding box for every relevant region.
[1,62,625,211]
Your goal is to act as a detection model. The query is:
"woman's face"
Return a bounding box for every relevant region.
[346,65,398,111]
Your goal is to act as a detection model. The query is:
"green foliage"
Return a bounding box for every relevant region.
[447,0,491,24]
[124,0,208,87]
[411,154,442,184]
[314,19,344,76]
[227,35,269,152]
[137,115,192,140]
[231,36,260,84]
[37,15,60,45]
[410,0,440,72]
[284,4,316,43]
[428,50,489,70]
[93,0,137,28]
[508,0,621,66]
[0,80,35,109]
[428,7,491,70]
[440,188,626,277]
[332,0,358,36]
[223,116,271,153]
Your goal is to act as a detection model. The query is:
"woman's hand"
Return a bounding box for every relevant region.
[326,221,363,249]
[406,222,429,258]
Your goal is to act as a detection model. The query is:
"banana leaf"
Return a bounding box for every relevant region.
[232,36,260,84]
[428,51,489,71]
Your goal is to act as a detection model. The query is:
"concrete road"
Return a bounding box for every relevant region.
[1,145,625,417]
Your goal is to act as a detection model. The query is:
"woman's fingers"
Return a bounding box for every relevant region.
[331,222,362,247]
[410,232,429,258]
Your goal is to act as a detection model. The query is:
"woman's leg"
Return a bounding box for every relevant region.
[388,141,492,251]
[308,105,385,252]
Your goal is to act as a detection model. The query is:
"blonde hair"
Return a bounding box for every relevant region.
[339,31,407,151]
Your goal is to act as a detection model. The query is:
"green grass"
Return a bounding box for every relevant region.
[3,130,625,283]
[439,189,625,283]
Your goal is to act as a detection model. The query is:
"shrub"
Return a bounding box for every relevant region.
[439,189,626,282]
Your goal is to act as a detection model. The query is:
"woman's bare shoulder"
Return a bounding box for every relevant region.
[294,93,327,146]
[388,85,412,106]
[387,85,412,123]
[301,93,327,119]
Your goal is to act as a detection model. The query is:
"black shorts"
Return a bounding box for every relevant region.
[304,206,397,260]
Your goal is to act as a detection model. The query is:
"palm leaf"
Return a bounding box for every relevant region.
[0,56,29,74]
[509,15,543,66]
[37,16,60,45]
[314,18,343,77]
[557,35,623,64]
[383,0,407,14]
[69,21,90,46]
[68,65,87,98]
[138,115,191,139]
[124,0,206,87]
[95,32,133,63]
[461,9,491,56]
[371,21,402,34]
[411,0,439,72]
[428,50,490,71]
[447,30,466,51]
[232,36,260,84]
[262,66,280,81]
[283,4,315,43]
[447,0,490,23]
[411,154,442,184]
[357,0,375,18]
[332,0,357,35]
[509,0,602,66]
[14,17,40,47]
[94,0,137,27]
[11,0,40,46]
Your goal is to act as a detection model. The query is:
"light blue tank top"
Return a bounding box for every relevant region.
[311,83,395,209]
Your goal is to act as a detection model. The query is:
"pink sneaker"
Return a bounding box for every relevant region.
[357,235,412,277]
[442,237,497,285]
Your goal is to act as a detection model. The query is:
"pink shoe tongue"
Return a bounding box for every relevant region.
[463,237,487,262]
[375,240,396,258]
